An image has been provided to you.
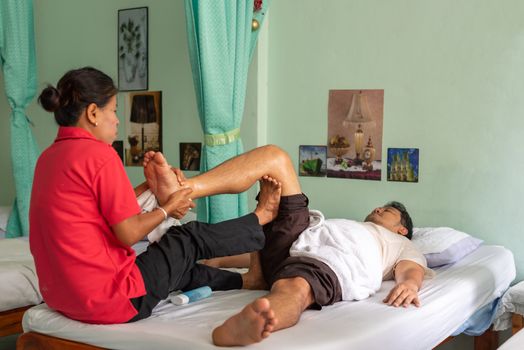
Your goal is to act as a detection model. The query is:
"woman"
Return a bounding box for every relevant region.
[29,67,267,324]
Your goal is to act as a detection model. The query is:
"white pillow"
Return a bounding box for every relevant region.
[412,227,483,268]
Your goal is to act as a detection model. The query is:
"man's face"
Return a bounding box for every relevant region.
[365,206,407,236]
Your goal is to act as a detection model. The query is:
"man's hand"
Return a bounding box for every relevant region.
[163,187,196,219]
[383,281,420,307]
[384,260,425,308]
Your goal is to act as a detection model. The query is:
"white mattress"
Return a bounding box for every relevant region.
[22,245,515,350]
[0,237,42,312]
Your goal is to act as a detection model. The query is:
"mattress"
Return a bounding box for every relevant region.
[22,245,515,350]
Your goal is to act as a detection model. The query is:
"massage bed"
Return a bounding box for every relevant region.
[0,238,151,339]
[17,245,515,350]
[0,201,194,339]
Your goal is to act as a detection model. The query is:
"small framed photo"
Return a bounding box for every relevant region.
[124,91,162,166]
[118,7,148,91]
[299,145,327,177]
[180,143,202,171]
[112,140,124,163]
[387,148,419,182]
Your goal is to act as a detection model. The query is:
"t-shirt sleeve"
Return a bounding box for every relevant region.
[397,240,435,278]
[94,152,141,226]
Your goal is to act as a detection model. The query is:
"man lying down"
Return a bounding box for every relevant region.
[143,146,434,347]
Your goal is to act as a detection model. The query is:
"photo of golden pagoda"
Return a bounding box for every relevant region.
[387,148,419,183]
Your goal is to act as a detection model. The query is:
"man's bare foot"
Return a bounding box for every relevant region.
[254,176,281,226]
[242,252,268,290]
[143,151,181,205]
[212,298,277,347]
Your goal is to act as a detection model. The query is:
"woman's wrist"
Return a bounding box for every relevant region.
[156,206,168,220]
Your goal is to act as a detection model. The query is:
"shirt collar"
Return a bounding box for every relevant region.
[55,126,98,143]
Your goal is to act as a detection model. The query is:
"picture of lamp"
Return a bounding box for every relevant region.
[129,94,157,158]
[342,91,374,165]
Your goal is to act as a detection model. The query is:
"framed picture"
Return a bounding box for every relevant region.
[112,140,124,163]
[180,143,202,171]
[387,148,419,182]
[124,91,162,166]
[299,145,327,177]
[326,89,384,181]
[118,7,148,91]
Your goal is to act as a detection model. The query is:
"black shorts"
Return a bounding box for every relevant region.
[259,194,342,307]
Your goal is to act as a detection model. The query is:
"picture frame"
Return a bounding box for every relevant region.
[118,7,148,91]
[387,148,419,183]
[299,145,327,177]
[124,91,162,166]
[326,89,384,181]
[180,143,202,171]
[112,140,124,163]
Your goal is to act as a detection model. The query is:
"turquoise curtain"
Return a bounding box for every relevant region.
[184,0,269,223]
[0,0,39,237]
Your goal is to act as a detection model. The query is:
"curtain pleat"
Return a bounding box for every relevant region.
[0,0,39,237]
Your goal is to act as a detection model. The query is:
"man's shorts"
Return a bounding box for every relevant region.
[259,193,342,308]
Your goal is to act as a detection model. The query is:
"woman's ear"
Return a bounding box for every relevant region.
[86,103,98,126]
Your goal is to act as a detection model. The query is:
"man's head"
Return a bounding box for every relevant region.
[364,201,413,239]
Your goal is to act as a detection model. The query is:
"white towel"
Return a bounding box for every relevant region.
[290,210,382,301]
[493,281,524,330]
[136,190,180,243]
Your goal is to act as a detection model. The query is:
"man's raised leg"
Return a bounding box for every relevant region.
[143,145,302,203]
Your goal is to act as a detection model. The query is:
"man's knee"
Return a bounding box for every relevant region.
[259,145,291,166]
[271,277,313,304]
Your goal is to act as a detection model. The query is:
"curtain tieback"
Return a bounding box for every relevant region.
[204,128,240,146]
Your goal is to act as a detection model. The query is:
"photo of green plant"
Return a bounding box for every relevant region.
[118,7,148,91]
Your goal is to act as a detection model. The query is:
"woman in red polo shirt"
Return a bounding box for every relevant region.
[30,67,267,324]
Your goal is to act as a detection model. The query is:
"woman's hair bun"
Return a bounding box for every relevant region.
[38,85,61,112]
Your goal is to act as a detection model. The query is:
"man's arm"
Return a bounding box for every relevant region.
[383,260,425,308]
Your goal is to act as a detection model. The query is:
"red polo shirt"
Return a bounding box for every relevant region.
[30,127,145,324]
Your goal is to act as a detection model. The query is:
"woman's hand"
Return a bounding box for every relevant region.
[171,167,188,187]
[163,187,196,219]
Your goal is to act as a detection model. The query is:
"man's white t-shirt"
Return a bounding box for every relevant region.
[364,221,432,280]
[290,210,433,301]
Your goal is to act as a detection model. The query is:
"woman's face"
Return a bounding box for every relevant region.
[92,95,119,144]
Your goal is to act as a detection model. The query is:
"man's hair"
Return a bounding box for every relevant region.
[385,201,413,239]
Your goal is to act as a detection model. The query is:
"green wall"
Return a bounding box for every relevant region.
[266,0,524,280]
[0,0,522,281]
[0,0,259,207]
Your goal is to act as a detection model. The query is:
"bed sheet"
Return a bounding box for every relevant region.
[0,238,42,312]
[22,245,515,350]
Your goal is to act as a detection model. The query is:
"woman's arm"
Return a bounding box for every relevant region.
[112,187,195,246]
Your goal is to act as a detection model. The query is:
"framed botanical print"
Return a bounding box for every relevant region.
[118,7,148,91]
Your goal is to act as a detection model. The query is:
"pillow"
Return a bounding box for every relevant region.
[412,227,483,268]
